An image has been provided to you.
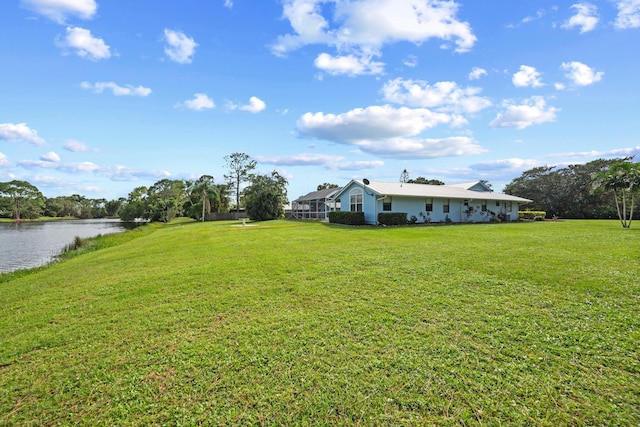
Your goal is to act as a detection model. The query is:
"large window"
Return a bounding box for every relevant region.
[383,196,392,211]
[443,199,450,213]
[425,197,433,212]
[350,189,363,212]
[481,200,487,212]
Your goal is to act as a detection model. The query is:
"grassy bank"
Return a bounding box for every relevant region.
[1,220,638,425]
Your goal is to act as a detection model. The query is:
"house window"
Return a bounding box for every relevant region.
[481,200,487,212]
[496,200,500,207]
[443,199,450,213]
[383,196,392,211]
[506,201,512,212]
[425,198,433,212]
[350,189,363,212]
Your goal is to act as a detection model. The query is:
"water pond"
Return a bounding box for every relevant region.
[0,219,131,273]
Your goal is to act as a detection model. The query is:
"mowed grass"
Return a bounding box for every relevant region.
[0,220,638,426]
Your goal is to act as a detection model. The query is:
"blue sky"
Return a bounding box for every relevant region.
[1,0,639,201]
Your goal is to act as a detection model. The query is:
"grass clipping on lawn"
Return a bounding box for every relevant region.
[1,220,639,425]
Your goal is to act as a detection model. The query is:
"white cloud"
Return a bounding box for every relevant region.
[228,96,266,113]
[296,105,485,159]
[490,96,559,129]
[57,26,111,61]
[562,3,599,33]
[561,61,604,86]
[19,159,101,173]
[554,82,566,90]
[314,53,385,76]
[381,78,492,114]
[271,0,476,74]
[80,81,152,96]
[0,152,10,167]
[468,67,487,80]
[512,65,544,88]
[470,158,540,173]
[224,0,233,8]
[258,153,384,171]
[0,122,45,145]
[63,139,94,152]
[545,146,640,159]
[163,29,197,64]
[614,0,640,29]
[257,153,345,166]
[41,151,61,162]
[21,0,97,24]
[178,93,215,111]
[403,55,418,67]
[240,96,266,113]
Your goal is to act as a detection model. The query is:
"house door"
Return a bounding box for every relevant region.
[461,200,468,221]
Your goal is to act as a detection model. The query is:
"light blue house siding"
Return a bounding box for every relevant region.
[332,180,530,225]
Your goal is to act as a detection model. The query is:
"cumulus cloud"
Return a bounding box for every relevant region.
[41,151,61,162]
[381,78,492,114]
[57,26,111,60]
[512,65,544,88]
[163,29,197,64]
[614,0,640,29]
[0,122,45,145]
[0,152,10,167]
[490,96,559,129]
[271,0,476,75]
[562,3,599,33]
[21,0,97,23]
[178,93,215,111]
[80,81,152,96]
[561,61,604,86]
[296,105,484,159]
[468,67,487,80]
[403,55,418,67]
[227,96,266,113]
[314,53,385,76]
[224,0,233,8]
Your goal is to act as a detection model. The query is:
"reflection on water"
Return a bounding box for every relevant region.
[0,219,129,273]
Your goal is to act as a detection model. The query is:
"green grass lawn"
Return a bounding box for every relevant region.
[1,219,638,425]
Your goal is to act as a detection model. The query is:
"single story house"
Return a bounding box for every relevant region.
[291,187,342,220]
[329,180,532,224]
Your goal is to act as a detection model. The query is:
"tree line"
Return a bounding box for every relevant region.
[504,157,639,225]
[1,152,288,222]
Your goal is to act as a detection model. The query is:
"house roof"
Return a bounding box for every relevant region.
[333,180,532,203]
[292,187,343,202]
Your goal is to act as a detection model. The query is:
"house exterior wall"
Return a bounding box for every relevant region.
[377,196,521,224]
[337,182,522,224]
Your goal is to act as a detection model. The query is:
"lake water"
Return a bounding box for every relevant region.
[0,219,129,273]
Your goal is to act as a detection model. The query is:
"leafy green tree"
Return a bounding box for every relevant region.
[244,171,288,221]
[593,160,640,228]
[407,177,445,185]
[317,183,339,191]
[0,180,45,220]
[120,186,149,222]
[184,175,221,221]
[224,152,256,214]
[105,199,124,217]
[504,158,626,219]
[147,179,186,222]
